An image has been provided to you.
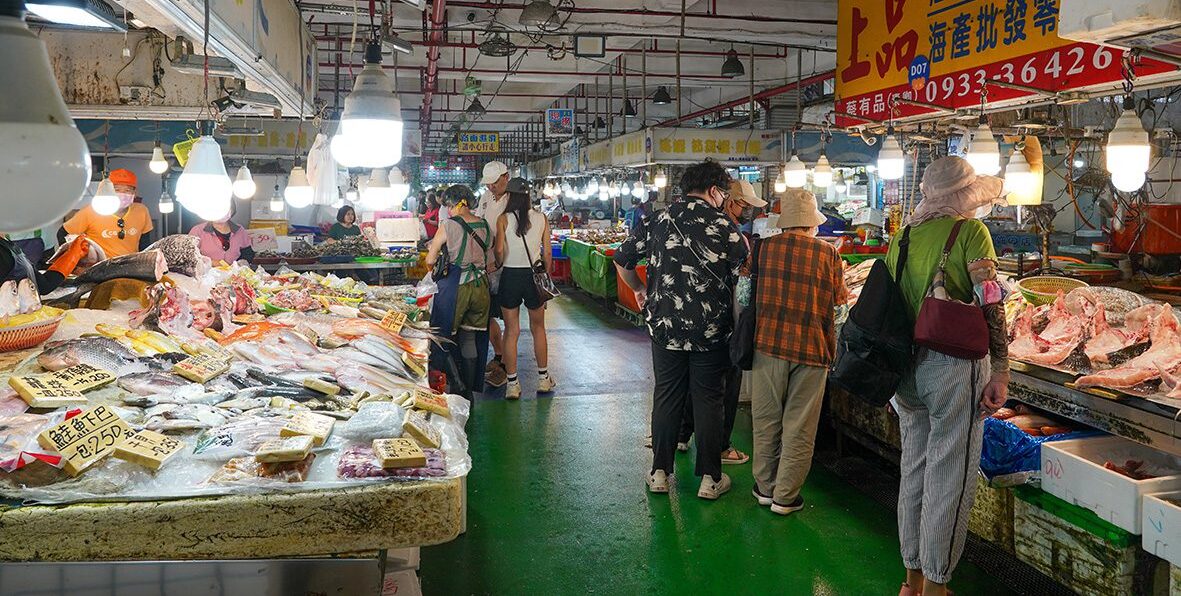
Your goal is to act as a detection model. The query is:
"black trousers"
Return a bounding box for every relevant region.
[651,343,729,481]
[678,364,741,451]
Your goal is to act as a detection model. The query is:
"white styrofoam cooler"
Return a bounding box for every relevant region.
[1144,491,1181,568]
[1041,435,1181,534]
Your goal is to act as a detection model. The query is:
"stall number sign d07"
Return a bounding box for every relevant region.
[834,0,1176,125]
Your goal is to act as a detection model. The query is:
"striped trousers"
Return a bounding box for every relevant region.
[895,350,988,585]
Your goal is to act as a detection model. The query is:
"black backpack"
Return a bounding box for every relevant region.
[829,227,914,406]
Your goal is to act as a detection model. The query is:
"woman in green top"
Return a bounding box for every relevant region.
[329,206,362,240]
[886,157,1010,596]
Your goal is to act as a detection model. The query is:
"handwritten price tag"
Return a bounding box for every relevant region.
[36,405,131,476]
[403,409,441,449]
[373,438,427,469]
[172,353,231,383]
[51,363,116,392]
[113,429,184,470]
[8,375,87,409]
[281,411,335,446]
[380,310,408,334]
[411,388,450,418]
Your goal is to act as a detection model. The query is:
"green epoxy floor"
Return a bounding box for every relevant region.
[421,295,1009,595]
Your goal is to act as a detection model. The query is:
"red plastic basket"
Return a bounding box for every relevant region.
[0,315,63,352]
[616,264,647,314]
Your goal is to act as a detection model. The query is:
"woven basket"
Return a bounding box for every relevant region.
[0,315,63,352]
[1017,276,1088,306]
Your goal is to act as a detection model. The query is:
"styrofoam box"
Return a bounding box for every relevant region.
[1144,491,1181,568]
[1041,435,1181,534]
[1059,0,1181,45]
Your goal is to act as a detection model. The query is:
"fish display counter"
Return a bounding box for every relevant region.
[0,236,469,573]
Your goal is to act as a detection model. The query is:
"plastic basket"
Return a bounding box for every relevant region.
[0,315,63,352]
[1017,276,1088,306]
[171,131,199,167]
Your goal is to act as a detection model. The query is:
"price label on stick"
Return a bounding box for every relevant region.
[114,429,184,470]
[36,405,131,476]
[380,310,407,334]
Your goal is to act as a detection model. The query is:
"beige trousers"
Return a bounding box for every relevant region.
[750,351,828,505]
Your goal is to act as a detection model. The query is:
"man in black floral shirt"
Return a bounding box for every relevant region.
[614,160,748,500]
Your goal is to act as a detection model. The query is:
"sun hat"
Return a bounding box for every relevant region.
[909,156,1005,225]
[505,177,531,194]
[109,168,137,188]
[481,161,509,185]
[777,189,826,229]
[729,179,767,208]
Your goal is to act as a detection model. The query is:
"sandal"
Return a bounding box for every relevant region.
[721,448,749,465]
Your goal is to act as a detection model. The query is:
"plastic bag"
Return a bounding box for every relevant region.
[338,402,406,441]
[191,417,287,461]
[980,417,1099,481]
[416,272,438,309]
[0,412,56,472]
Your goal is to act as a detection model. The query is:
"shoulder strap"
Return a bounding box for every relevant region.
[936,219,968,273]
[455,217,488,252]
[894,226,911,284]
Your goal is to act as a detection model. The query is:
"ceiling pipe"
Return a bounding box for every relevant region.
[422,0,447,147]
[441,1,837,25]
[311,36,788,58]
[658,70,834,127]
[318,63,751,81]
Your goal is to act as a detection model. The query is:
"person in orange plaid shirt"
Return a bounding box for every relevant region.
[749,188,847,516]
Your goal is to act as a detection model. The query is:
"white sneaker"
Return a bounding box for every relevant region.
[676,441,690,453]
[770,496,805,515]
[505,380,521,400]
[537,373,556,393]
[697,473,731,500]
[752,487,773,506]
[646,469,670,494]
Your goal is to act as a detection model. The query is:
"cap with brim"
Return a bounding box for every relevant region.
[505,177,531,194]
[110,168,137,188]
[729,179,767,207]
[778,189,826,229]
[481,161,509,185]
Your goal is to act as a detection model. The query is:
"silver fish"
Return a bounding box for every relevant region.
[146,419,213,433]
[118,372,199,396]
[216,397,269,411]
[16,278,38,314]
[0,281,19,319]
[38,337,146,376]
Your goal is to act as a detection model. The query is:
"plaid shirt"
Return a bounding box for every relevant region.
[754,232,849,367]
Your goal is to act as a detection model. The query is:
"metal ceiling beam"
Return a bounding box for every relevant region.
[441,1,837,25]
[318,62,748,81]
[311,35,788,59]
[422,0,447,146]
[657,70,834,127]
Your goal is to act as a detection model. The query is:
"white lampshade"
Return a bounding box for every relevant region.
[232,164,256,199]
[389,167,411,208]
[149,144,169,174]
[284,166,313,208]
[1106,107,1151,181]
[269,185,284,212]
[158,189,174,214]
[1003,148,1042,206]
[90,177,119,215]
[631,181,645,198]
[877,133,905,180]
[774,169,788,193]
[812,154,833,187]
[965,123,1001,176]
[362,168,396,211]
[587,177,600,195]
[784,155,807,188]
[330,42,404,168]
[653,169,668,189]
[1111,169,1147,193]
[0,11,92,233]
[833,170,847,193]
[175,135,232,220]
[345,189,358,203]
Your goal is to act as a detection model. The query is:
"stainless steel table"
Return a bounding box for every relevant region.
[258,261,414,285]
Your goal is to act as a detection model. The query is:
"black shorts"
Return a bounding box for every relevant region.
[498,267,543,311]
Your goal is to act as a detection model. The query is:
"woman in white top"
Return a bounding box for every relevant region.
[494,178,555,400]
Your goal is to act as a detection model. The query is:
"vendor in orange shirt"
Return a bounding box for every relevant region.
[61,169,154,258]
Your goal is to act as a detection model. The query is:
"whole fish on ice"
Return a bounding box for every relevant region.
[37,337,147,376]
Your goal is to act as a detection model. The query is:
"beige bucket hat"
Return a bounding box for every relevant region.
[778,188,826,229]
[910,156,1005,225]
[728,179,767,207]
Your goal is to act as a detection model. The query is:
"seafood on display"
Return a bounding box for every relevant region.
[145,235,210,278]
[72,251,167,286]
[37,337,147,376]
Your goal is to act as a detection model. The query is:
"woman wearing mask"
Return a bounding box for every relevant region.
[329,205,362,240]
[62,169,153,258]
[426,185,493,393]
[887,157,1009,596]
[675,179,764,465]
[494,178,555,400]
[189,201,254,264]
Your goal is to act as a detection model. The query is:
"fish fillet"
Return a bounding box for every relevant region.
[1084,303,1137,367]
[1077,308,1181,389]
[1009,293,1084,366]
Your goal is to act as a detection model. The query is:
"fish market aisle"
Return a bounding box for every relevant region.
[420,294,1007,594]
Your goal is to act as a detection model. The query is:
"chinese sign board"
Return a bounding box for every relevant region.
[457,132,500,153]
[546,108,576,137]
[584,140,612,170]
[648,129,782,164]
[37,405,132,476]
[835,0,1175,125]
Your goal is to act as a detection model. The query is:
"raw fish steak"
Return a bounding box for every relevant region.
[146,235,210,278]
[1077,308,1181,390]
[1009,293,1085,366]
[1084,303,1137,367]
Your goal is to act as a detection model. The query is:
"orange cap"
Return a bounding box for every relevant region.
[109,168,137,188]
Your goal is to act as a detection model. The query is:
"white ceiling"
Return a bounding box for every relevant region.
[301,0,839,155]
